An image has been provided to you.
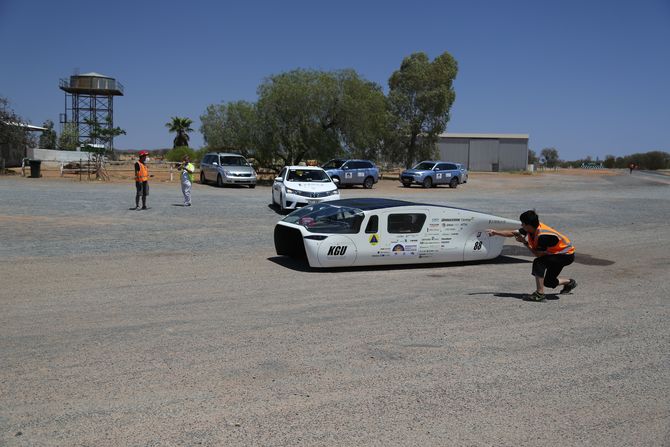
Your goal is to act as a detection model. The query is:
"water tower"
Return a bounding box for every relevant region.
[59,72,124,150]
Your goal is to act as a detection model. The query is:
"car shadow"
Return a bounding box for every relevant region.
[267,203,287,215]
[267,255,529,273]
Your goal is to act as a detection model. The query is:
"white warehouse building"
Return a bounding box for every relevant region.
[437,133,529,172]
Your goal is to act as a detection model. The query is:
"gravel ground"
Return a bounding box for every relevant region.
[1,171,669,446]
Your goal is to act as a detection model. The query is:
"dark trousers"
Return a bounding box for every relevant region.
[135,181,149,206]
[532,254,574,288]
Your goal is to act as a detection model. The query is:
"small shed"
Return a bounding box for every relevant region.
[437,133,529,171]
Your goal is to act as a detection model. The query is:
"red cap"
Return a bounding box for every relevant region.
[139,150,149,156]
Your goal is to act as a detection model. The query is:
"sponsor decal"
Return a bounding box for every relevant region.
[357,172,364,177]
[327,245,348,256]
[369,234,380,246]
[345,172,353,179]
[391,244,417,256]
[436,173,442,179]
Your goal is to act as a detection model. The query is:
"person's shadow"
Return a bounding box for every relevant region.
[468,291,560,301]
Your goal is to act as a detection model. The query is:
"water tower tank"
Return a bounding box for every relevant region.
[59,72,124,96]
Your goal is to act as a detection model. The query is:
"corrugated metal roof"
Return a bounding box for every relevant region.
[439,132,529,139]
[2,121,47,131]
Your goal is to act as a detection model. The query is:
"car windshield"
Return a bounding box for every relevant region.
[413,162,435,170]
[287,169,330,182]
[220,156,247,166]
[322,159,345,169]
[284,203,364,234]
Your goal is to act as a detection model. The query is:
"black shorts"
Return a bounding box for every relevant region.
[532,253,574,288]
[135,181,149,196]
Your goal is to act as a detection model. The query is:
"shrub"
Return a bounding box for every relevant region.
[165,146,197,162]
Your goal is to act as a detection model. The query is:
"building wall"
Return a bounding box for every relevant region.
[437,134,528,171]
[27,148,97,163]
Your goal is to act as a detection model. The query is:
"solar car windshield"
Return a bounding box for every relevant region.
[287,169,330,182]
[284,203,364,233]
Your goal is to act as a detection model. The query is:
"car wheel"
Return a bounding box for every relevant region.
[217,174,223,187]
[363,176,374,189]
[402,181,411,188]
[449,177,459,188]
[200,171,206,184]
[422,177,432,188]
[249,184,256,189]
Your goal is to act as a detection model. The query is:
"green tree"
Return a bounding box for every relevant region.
[0,96,35,156]
[603,155,616,168]
[200,101,258,156]
[166,117,193,148]
[528,149,538,165]
[165,146,197,162]
[58,122,79,150]
[38,119,57,149]
[256,69,340,165]
[387,51,458,167]
[83,116,126,179]
[254,68,389,166]
[540,147,560,168]
[330,70,389,160]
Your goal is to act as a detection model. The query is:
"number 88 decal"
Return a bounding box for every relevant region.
[473,241,483,250]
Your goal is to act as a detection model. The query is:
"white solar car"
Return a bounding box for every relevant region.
[274,198,519,268]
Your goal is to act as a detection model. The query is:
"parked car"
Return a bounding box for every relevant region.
[200,152,256,187]
[399,161,468,188]
[321,159,379,189]
[272,166,340,213]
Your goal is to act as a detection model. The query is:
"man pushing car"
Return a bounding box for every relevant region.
[487,210,577,301]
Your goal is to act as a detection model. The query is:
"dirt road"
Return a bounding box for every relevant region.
[1,171,668,446]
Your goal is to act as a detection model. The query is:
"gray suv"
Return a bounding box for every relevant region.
[200,152,256,188]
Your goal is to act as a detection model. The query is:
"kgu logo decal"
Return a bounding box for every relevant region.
[327,246,348,256]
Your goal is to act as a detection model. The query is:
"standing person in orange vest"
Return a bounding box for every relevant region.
[488,210,577,301]
[134,151,150,210]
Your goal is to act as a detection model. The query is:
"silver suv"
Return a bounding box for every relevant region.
[200,152,256,188]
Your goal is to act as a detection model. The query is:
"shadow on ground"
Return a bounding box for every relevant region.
[502,246,615,266]
[268,255,529,273]
[468,291,560,301]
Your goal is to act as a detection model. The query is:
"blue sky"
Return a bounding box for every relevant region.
[1,0,669,160]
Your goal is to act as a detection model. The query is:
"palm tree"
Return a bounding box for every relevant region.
[165,117,193,148]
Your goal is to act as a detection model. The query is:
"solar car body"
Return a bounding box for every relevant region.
[274,198,519,268]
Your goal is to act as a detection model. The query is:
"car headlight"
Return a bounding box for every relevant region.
[328,189,339,195]
[285,187,296,194]
[223,170,231,176]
